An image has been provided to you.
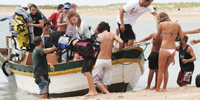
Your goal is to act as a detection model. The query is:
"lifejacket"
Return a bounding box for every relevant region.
[11,7,34,51]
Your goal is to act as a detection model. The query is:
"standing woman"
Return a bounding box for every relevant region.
[57,2,71,34]
[155,12,183,92]
[67,11,93,39]
[27,4,44,37]
[66,11,97,96]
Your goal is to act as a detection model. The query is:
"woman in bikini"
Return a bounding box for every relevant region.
[155,12,183,92]
[57,2,71,33]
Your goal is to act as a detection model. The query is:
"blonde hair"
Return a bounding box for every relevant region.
[66,11,81,26]
[71,3,77,8]
[156,12,171,28]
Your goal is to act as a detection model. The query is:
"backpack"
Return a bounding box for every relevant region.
[75,33,100,58]
[195,74,200,87]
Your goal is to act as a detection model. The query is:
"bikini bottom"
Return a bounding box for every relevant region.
[160,48,175,55]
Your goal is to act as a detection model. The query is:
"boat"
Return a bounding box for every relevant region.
[0,36,147,97]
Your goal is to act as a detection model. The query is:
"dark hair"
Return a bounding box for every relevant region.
[96,21,110,33]
[57,4,64,10]
[43,19,51,27]
[29,4,37,10]
[34,36,42,46]
[182,35,188,43]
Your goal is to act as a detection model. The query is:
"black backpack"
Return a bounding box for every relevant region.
[195,74,200,87]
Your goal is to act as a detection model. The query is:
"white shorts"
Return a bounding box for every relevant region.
[92,59,112,85]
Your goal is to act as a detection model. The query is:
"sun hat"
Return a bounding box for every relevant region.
[21,4,29,8]
[64,3,71,9]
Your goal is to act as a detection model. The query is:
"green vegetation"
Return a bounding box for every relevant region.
[0,2,199,11]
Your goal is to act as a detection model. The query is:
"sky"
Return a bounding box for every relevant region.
[0,0,199,6]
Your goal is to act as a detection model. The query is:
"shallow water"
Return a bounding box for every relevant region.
[0,14,200,99]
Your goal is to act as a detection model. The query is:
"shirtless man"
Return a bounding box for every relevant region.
[139,33,161,90]
[92,21,123,94]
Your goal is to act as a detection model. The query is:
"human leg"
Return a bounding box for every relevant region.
[128,39,135,47]
[156,50,169,92]
[82,58,98,96]
[96,82,110,94]
[84,72,98,96]
[162,51,175,91]
[144,69,155,90]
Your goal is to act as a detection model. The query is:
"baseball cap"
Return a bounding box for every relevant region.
[64,4,71,9]
[21,4,29,8]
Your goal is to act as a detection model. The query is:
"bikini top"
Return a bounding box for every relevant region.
[162,32,177,36]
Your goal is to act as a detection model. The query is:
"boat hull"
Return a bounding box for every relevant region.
[0,47,144,97]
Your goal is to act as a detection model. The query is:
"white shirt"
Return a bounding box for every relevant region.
[77,21,94,39]
[117,0,154,26]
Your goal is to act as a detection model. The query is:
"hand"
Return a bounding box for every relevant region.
[120,24,125,32]
[190,40,198,45]
[182,59,188,64]
[49,64,55,72]
[26,23,32,26]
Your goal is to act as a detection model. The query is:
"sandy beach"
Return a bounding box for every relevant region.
[1,7,200,21]
[51,86,200,100]
[1,5,200,100]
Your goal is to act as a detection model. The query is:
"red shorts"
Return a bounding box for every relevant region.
[177,70,193,84]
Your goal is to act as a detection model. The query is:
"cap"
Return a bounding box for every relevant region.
[64,4,71,9]
[21,4,29,8]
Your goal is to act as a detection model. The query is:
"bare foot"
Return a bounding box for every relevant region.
[160,88,167,92]
[143,87,150,90]
[84,92,98,97]
[150,87,156,90]
[155,89,160,92]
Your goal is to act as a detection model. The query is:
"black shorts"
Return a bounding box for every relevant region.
[148,52,159,70]
[82,57,96,73]
[117,23,135,43]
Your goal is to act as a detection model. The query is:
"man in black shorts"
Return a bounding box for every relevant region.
[117,0,157,47]
[139,33,161,90]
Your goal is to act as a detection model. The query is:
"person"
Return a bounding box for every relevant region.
[32,36,57,99]
[41,19,54,48]
[117,0,157,47]
[92,21,123,94]
[27,4,44,36]
[139,33,161,90]
[154,12,183,92]
[48,4,64,30]
[66,11,98,96]
[67,11,93,39]
[70,3,78,11]
[176,36,196,87]
[21,3,29,11]
[57,2,71,33]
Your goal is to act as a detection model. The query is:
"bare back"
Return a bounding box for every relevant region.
[156,21,183,49]
[97,31,117,59]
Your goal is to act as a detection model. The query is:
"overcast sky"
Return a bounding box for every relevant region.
[0,0,199,6]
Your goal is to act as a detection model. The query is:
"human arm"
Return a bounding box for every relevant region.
[57,13,68,27]
[155,24,162,40]
[27,19,44,28]
[183,28,200,35]
[119,8,126,32]
[139,33,156,42]
[48,63,55,72]
[43,45,57,54]
[114,34,123,52]
[176,45,180,51]
[190,39,200,45]
[151,11,157,16]
[182,46,196,64]
[178,24,183,39]
[115,28,120,47]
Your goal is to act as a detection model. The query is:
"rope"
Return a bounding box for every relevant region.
[111,42,150,65]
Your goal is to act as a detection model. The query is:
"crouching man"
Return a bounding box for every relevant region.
[32,36,57,99]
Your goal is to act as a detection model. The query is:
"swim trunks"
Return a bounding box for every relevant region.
[148,52,159,70]
[117,23,135,43]
[92,59,112,85]
[177,70,193,84]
